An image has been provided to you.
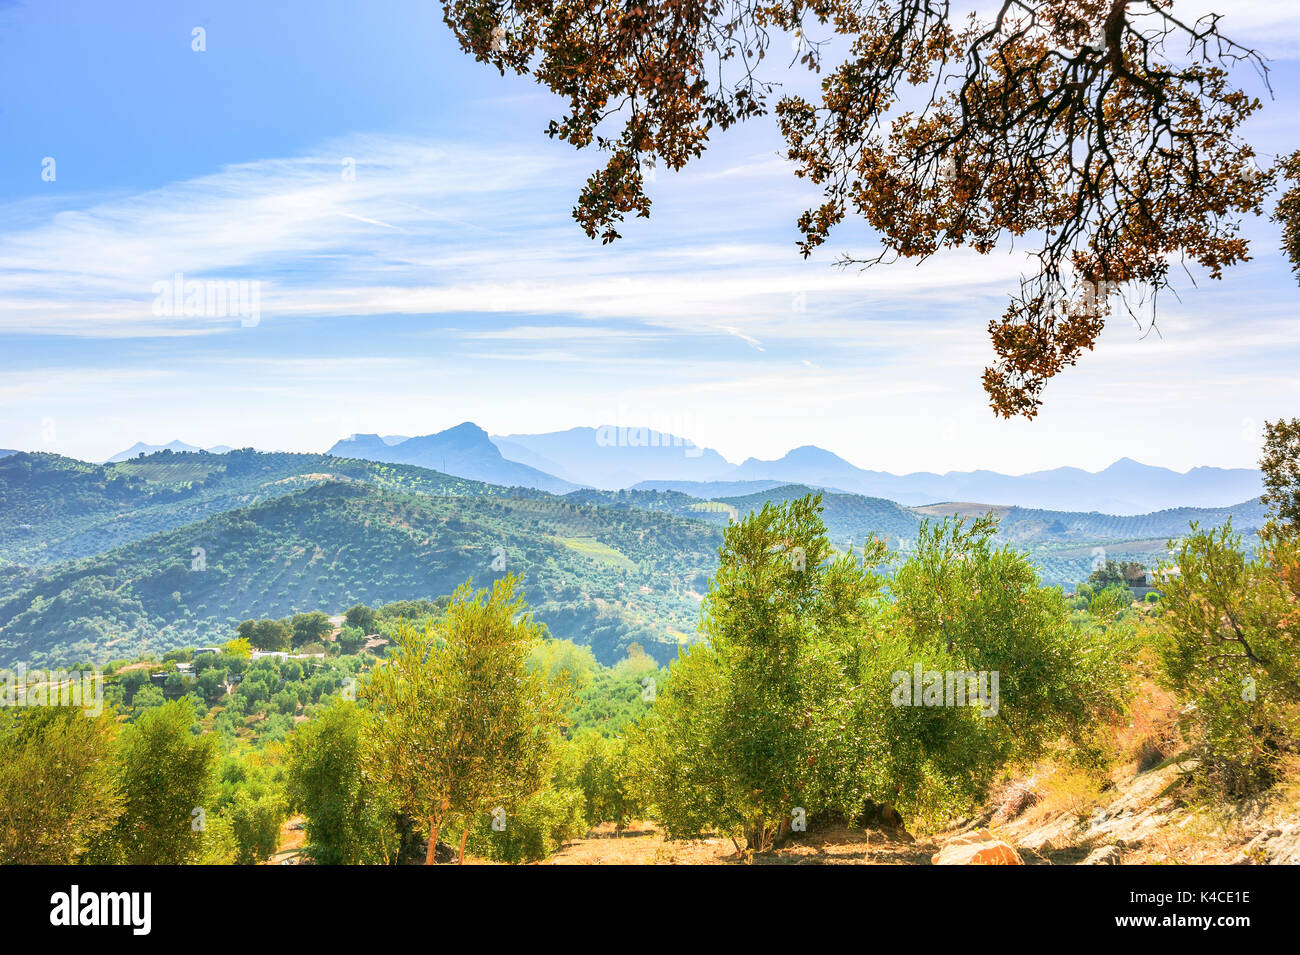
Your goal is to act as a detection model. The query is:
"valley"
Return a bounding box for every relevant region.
[0,443,1268,669]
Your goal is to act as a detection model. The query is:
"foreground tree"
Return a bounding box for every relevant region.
[0,706,122,864]
[1275,150,1300,281]
[286,699,400,864]
[886,515,1130,809]
[1261,418,1300,531]
[563,730,645,832]
[633,496,1129,843]
[226,791,288,866]
[633,495,891,849]
[443,0,1282,415]
[365,575,568,864]
[91,699,219,864]
[1156,522,1300,795]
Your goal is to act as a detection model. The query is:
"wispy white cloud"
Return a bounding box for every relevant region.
[2,126,1298,473]
[0,133,1033,342]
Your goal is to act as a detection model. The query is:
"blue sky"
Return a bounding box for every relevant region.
[1,0,1298,474]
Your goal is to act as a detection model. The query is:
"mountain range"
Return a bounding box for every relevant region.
[490,429,1261,514]
[326,423,578,494]
[632,451,1263,515]
[491,426,734,488]
[95,422,1263,514]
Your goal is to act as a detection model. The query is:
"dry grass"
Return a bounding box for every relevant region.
[1113,662,1183,776]
[990,779,1041,826]
[1016,764,1108,833]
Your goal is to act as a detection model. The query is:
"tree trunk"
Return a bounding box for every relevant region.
[458,825,470,865]
[425,819,441,865]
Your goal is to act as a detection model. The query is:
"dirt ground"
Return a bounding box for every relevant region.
[268,751,1300,865]
[542,821,937,865]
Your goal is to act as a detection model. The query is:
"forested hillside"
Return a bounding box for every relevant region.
[0,482,719,667]
[0,449,1270,668]
[669,484,1268,588]
[0,449,544,567]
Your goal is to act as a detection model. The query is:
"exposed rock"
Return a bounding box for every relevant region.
[1230,823,1300,865]
[932,829,1024,865]
[404,839,457,864]
[1014,759,1186,853]
[1081,844,1122,865]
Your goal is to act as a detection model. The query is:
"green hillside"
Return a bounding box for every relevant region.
[0,482,721,668]
[0,452,1270,668]
[569,484,925,545]
[722,485,923,545]
[580,483,1267,588]
[0,449,542,567]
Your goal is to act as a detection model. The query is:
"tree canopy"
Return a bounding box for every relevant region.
[442,0,1288,416]
[631,494,1127,845]
[364,575,569,863]
[0,706,122,864]
[1261,418,1300,532]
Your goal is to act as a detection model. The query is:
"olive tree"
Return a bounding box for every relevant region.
[365,575,568,864]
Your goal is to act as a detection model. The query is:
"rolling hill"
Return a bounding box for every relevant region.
[0,482,721,668]
[106,440,232,462]
[0,445,1272,669]
[0,448,550,568]
[715,485,1268,586]
[567,481,1268,587]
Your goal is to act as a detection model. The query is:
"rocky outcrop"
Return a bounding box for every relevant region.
[932,829,1024,865]
[1081,844,1123,865]
[1013,759,1186,854]
[1230,822,1300,865]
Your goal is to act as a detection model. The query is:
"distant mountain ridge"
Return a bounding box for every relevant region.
[492,426,734,489]
[721,451,1262,514]
[618,454,1260,515]
[488,427,1261,513]
[90,422,1265,513]
[328,422,578,493]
